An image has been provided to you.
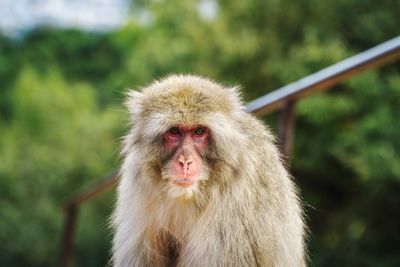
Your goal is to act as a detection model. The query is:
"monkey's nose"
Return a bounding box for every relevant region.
[178,154,193,175]
[178,154,193,166]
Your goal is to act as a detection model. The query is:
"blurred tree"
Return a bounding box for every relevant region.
[0,67,123,266]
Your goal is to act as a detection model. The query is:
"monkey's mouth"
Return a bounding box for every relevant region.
[173,178,196,187]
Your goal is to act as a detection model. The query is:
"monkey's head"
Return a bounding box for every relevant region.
[124,75,247,200]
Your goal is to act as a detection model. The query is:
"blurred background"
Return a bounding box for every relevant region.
[0,0,399,266]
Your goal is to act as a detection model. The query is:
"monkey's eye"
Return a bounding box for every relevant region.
[194,127,205,135]
[169,127,180,135]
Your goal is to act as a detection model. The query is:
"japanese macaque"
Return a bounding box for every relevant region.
[111,75,306,267]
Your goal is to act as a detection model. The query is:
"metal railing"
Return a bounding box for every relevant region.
[58,36,400,267]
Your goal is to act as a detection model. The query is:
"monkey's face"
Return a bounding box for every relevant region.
[126,75,246,200]
[160,124,211,199]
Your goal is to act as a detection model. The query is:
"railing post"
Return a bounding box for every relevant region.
[59,204,78,267]
[278,100,296,163]
[58,173,118,267]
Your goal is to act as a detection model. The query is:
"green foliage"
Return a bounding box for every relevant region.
[295,71,400,266]
[0,0,399,266]
[0,67,123,266]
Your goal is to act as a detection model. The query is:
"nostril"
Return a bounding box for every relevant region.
[178,154,193,176]
[178,154,186,165]
[178,155,193,165]
[186,155,193,164]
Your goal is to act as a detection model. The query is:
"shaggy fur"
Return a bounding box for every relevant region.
[111,74,306,267]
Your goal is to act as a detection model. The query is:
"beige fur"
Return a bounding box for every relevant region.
[112,74,307,267]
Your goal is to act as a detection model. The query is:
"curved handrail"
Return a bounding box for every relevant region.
[246,36,400,115]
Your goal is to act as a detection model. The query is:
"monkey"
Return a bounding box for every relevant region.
[111,74,306,267]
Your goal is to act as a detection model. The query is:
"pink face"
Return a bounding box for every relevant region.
[163,125,209,187]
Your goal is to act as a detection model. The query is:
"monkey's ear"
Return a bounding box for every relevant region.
[125,89,143,117]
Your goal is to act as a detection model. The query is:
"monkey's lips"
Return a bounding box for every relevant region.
[173,178,196,187]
